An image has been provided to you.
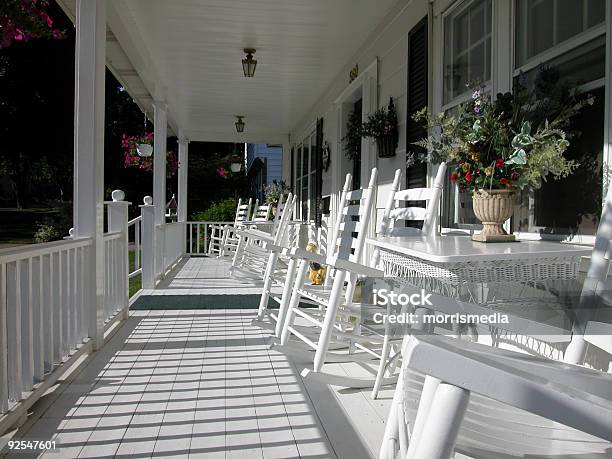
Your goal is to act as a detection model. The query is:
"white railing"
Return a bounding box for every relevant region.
[128,215,141,279]
[0,190,132,435]
[160,222,184,276]
[186,221,233,255]
[0,237,93,416]
[103,231,127,325]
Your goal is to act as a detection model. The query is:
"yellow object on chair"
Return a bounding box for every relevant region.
[306,242,326,285]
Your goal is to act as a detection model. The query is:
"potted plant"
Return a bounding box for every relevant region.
[265,180,291,214]
[412,67,593,242]
[362,98,399,158]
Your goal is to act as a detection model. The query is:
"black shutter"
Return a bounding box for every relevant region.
[406,17,428,190]
[315,118,324,228]
[290,146,295,192]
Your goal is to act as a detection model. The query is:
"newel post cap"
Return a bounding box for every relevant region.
[143,196,153,205]
[111,189,125,202]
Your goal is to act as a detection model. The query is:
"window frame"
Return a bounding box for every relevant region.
[434,0,610,242]
[292,129,317,222]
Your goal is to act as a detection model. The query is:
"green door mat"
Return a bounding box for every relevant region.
[130,294,271,310]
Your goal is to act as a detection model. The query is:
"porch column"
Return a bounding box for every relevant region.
[153,102,168,226]
[178,137,189,223]
[73,0,106,350]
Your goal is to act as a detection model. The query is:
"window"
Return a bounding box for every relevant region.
[513,36,606,236]
[516,0,606,67]
[443,0,492,106]
[293,132,318,221]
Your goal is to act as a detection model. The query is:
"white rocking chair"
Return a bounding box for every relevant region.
[209,198,252,257]
[369,163,447,399]
[274,168,392,389]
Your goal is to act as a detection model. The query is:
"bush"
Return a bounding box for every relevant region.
[34,224,62,243]
[191,198,237,222]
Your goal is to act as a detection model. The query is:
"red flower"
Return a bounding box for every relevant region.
[465,171,472,183]
[500,178,509,186]
[495,159,505,168]
[450,173,457,184]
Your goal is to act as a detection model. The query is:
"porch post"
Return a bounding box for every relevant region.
[153,102,168,226]
[178,138,189,223]
[153,102,167,279]
[178,137,189,254]
[73,0,106,350]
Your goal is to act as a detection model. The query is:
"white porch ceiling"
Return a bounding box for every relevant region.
[58,0,399,143]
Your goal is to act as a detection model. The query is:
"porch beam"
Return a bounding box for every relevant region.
[73,0,106,350]
[178,137,189,223]
[153,102,168,226]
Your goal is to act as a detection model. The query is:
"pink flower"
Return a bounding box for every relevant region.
[217,167,229,179]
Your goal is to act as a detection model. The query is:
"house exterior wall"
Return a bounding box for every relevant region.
[284,0,611,246]
[247,143,283,201]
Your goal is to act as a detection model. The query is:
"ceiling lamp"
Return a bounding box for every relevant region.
[235,115,245,133]
[242,48,257,77]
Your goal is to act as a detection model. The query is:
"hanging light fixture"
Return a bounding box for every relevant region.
[136,112,153,157]
[235,115,245,133]
[242,48,257,77]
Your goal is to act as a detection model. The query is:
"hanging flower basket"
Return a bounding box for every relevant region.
[376,133,398,158]
[362,98,399,158]
[121,132,178,178]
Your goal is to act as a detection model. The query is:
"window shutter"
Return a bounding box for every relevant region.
[315,118,324,228]
[406,17,428,191]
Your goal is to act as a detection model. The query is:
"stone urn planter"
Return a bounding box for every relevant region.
[471,189,518,242]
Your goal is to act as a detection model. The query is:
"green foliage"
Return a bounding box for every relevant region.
[191,198,237,222]
[362,98,399,140]
[33,223,61,243]
[264,180,290,204]
[412,67,592,193]
[342,108,363,161]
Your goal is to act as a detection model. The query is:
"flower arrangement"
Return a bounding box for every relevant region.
[264,180,291,205]
[1,0,65,49]
[412,67,593,194]
[121,132,178,178]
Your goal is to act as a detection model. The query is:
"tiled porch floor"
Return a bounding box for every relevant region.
[5,258,393,459]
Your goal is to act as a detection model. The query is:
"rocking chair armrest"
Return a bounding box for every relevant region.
[282,247,327,265]
[235,228,273,242]
[327,256,384,277]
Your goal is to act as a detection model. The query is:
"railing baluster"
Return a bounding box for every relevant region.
[135,220,141,270]
[72,248,78,347]
[0,262,9,412]
[32,255,43,381]
[196,224,201,254]
[21,258,33,391]
[65,249,73,352]
[53,251,62,363]
[44,253,54,370]
[7,260,23,401]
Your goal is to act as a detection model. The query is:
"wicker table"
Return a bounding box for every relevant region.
[366,234,593,314]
